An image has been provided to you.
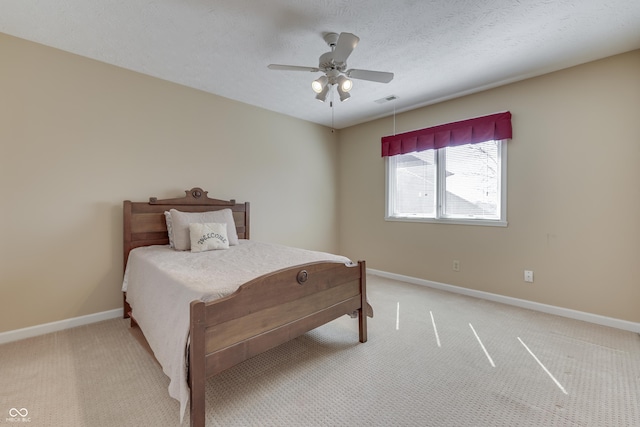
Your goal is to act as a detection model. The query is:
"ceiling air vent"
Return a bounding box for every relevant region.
[374,95,398,104]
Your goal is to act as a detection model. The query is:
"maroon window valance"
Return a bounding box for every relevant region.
[381,111,512,157]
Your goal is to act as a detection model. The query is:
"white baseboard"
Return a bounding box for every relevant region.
[368,268,640,334]
[3,271,638,345]
[0,308,122,345]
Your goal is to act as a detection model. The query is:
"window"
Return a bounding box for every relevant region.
[386,140,507,226]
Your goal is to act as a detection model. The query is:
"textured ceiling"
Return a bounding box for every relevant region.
[2,0,640,129]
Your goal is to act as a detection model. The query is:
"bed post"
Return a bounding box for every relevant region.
[189,301,206,427]
[123,200,132,319]
[358,260,368,343]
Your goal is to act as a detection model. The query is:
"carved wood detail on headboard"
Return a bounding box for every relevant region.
[149,187,236,206]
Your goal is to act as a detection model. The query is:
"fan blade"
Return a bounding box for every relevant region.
[346,69,394,83]
[332,32,359,64]
[268,64,320,72]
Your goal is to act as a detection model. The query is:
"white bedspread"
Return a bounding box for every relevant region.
[122,240,351,422]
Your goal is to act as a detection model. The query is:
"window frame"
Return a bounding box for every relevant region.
[385,140,508,227]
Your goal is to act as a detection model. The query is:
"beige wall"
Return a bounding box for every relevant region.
[0,34,340,332]
[2,32,638,334]
[338,50,640,323]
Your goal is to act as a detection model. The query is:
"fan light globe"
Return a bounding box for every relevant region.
[336,75,352,102]
[312,76,328,94]
[315,85,330,102]
[340,77,353,92]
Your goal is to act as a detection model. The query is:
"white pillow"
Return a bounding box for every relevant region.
[169,208,239,251]
[189,223,229,252]
[164,211,174,248]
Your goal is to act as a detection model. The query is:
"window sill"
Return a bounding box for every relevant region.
[385,216,508,227]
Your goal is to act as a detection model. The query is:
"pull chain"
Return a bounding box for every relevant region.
[330,90,335,133]
[331,101,334,132]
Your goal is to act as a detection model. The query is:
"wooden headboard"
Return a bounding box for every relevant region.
[123,187,250,270]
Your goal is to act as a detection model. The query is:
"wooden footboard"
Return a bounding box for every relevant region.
[188,260,368,427]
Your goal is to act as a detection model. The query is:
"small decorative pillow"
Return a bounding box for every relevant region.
[189,223,229,253]
[169,208,239,250]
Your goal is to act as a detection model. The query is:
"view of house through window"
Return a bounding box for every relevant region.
[386,140,506,225]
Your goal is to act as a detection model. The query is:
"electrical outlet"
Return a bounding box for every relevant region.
[524,270,534,283]
[453,260,460,272]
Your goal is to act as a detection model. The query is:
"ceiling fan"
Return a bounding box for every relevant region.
[268,32,394,103]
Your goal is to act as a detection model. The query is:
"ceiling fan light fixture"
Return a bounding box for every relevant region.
[337,75,353,93]
[315,85,330,102]
[337,76,352,102]
[311,76,328,94]
[268,31,393,107]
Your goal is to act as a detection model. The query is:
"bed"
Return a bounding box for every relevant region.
[122,187,371,427]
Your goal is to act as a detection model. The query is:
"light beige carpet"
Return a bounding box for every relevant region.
[1,275,639,426]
